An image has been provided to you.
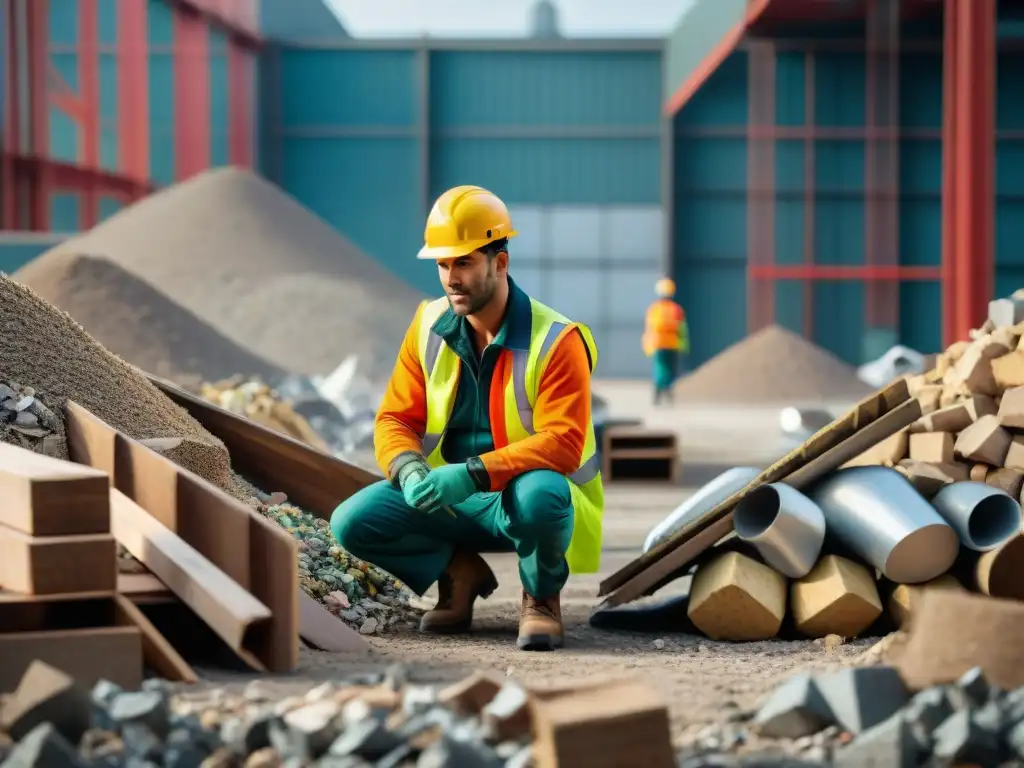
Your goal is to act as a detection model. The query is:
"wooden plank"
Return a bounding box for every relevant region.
[297,589,370,654]
[65,402,300,673]
[113,595,197,684]
[109,488,272,671]
[599,381,917,605]
[0,441,110,536]
[0,526,117,595]
[146,373,379,519]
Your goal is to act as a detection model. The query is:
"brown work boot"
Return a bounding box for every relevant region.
[419,551,499,634]
[516,591,563,651]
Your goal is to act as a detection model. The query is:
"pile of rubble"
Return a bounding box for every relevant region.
[0,382,64,457]
[0,661,675,768]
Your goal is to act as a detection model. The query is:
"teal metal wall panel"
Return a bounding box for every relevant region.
[900,52,942,128]
[279,137,431,290]
[429,52,661,128]
[814,52,866,127]
[149,0,175,185]
[997,52,1024,300]
[148,0,174,45]
[775,280,804,336]
[98,0,117,45]
[278,50,417,127]
[429,137,660,205]
[900,281,942,354]
[260,0,350,42]
[48,53,79,164]
[48,0,77,44]
[210,29,230,166]
[0,237,68,274]
[99,53,118,171]
[50,193,80,231]
[99,196,122,222]
[675,52,747,126]
[813,282,865,364]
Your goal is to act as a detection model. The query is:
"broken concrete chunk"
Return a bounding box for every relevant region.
[946,340,971,363]
[2,722,88,768]
[814,666,910,735]
[888,575,963,629]
[438,673,501,715]
[911,396,996,434]
[908,432,954,464]
[752,673,835,739]
[1000,386,1024,428]
[790,555,883,639]
[970,463,990,482]
[843,430,908,468]
[1004,436,1024,472]
[915,385,943,415]
[481,683,530,742]
[952,666,994,709]
[989,297,1024,329]
[994,352,1024,392]
[954,414,1011,466]
[833,711,921,768]
[896,460,969,496]
[687,551,787,642]
[0,661,92,744]
[987,467,1024,498]
[992,325,1021,350]
[109,690,171,739]
[955,345,1000,396]
[932,709,1001,765]
[903,686,953,742]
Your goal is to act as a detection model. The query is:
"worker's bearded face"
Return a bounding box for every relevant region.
[439,251,502,316]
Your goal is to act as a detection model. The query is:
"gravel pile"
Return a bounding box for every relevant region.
[1,663,532,767]
[0,276,231,489]
[13,253,286,388]
[24,167,425,382]
[676,664,1024,767]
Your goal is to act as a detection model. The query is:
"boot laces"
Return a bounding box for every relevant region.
[523,594,557,620]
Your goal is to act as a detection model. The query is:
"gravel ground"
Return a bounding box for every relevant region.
[186,385,876,748]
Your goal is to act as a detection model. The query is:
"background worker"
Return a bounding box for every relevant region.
[330,185,604,652]
[642,278,689,405]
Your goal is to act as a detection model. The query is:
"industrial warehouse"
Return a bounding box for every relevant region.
[1,0,1024,766]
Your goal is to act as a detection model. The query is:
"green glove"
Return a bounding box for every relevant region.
[409,463,478,514]
[397,460,430,508]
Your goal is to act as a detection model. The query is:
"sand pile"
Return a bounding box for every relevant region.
[674,324,875,404]
[21,167,425,382]
[14,253,286,388]
[0,276,232,488]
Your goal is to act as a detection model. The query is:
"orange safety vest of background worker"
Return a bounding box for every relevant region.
[642,278,689,405]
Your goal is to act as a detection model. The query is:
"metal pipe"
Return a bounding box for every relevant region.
[733,483,826,578]
[642,467,760,554]
[808,466,959,584]
[930,482,1021,552]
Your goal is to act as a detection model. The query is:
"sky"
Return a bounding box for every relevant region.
[325,0,697,38]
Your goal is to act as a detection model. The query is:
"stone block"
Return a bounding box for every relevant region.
[0,661,91,744]
[954,414,1011,466]
[888,575,963,629]
[999,386,1024,428]
[814,666,910,735]
[843,431,908,468]
[790,555,883,639]
[687,551,787,642]
[994,352,1024,392]
[1,722,86,768]
[989,297,1024,329]
[915,385,943,415]
[932,709,1001,766]
[908,432,954,464]
[910,396,996,434]
[833,712,921,768]
[986,467,1024,498]
[895,460,969,496]
[751,674,835,739]
[1005,436,1024,472]
[945,340,971,364]
[955,344,1001,396]
[438,673,501,716]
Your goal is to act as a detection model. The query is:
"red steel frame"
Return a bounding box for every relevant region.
[2,0,259,232]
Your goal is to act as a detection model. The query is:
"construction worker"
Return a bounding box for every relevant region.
[642,278,689,405]
[330,185,603,652]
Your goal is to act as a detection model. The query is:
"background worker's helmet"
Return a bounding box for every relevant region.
[655,278,676,298]
[417,185,518,260]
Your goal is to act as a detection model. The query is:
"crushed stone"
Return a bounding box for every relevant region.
[13,253,285,388]
[23,167,426,382]
[674,325,876,404]
[0,276,231,488]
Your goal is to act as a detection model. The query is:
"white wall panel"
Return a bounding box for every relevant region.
[606,265,662,324]
[546,268,603,329]
[548,207,602,262]
[507,205,546,261]
[605,206,664,263]
[599,325,650,379]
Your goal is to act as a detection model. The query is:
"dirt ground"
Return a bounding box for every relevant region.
[201,382,877,745]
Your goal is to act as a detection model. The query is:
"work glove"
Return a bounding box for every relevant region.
[409,463,478,514]
[397,459,431,508]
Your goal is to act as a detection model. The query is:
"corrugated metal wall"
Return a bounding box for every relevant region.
[268,43,664,377]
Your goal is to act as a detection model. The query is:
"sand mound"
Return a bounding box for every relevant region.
[14,253,287,387]
[0,275,232,488]
[22,167,425,381]
[674,325,875,404]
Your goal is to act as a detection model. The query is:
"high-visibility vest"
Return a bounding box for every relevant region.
[415,296,604,574]
[642,299,686,355]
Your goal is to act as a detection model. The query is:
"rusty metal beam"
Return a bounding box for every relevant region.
[746,40,777,333]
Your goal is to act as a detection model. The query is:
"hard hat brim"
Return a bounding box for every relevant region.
[417,230,518,260]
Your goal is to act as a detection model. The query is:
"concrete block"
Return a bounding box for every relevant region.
[994,352,1024,392]
[1005,436,1024,472]
[814,666,910,735]
[895,460,970,496]
[932,709,1001,766]
[910,396,996,434]
[986,467,1024,498]
[0,661,91,744]
[945,340,971,364]
[888,575,963,629]
[989,297,1024,329]
[833,712,921,768]
[991,325,1021,350]
[940,385,970,408]
[908,432,954,464]
[951,666,994,709]
[687,551,787,642]
[915,385,943,415]
[903,687,952,740]
[843,431,908,468]
[438,673,501,716]
[955,344,1000,396]
[751,674,835,739]
[904,374,928,395]
[954,414,1011,466]
[790,555,883,639]
[1,722,86,768]
[999,386,1024,428]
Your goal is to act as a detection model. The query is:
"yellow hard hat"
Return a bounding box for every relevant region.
[417,185,518,260]
[655,278,676,297]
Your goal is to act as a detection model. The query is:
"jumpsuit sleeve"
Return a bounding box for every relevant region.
[477,329,591,491]
[374,303,430,480]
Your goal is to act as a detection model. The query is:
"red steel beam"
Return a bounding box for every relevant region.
[750,265,942,280]
[228,43,253,167]
[940,0,958,346]
[79,0,100,227]
[173,7,212,180]
[2,0,19,227]
[9,155,151,200]
[29,0,49,229]
[163,0,262,47]
[117,0,150,186]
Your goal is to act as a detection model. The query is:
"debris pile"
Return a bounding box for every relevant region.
[19,166,425,381]
[12,253,286,388]
[0,382,65,457]
[0,661,674,768]
[674,324,876,405]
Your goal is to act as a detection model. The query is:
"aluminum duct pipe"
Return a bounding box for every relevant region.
[809,466,959,584]
[733,483,826,578]
[642,467,760,553]
[930,482,1022,552]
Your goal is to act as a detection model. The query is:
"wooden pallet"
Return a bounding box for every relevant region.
[600,426,678,484]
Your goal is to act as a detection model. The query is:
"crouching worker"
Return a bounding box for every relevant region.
[331,185,604,652]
